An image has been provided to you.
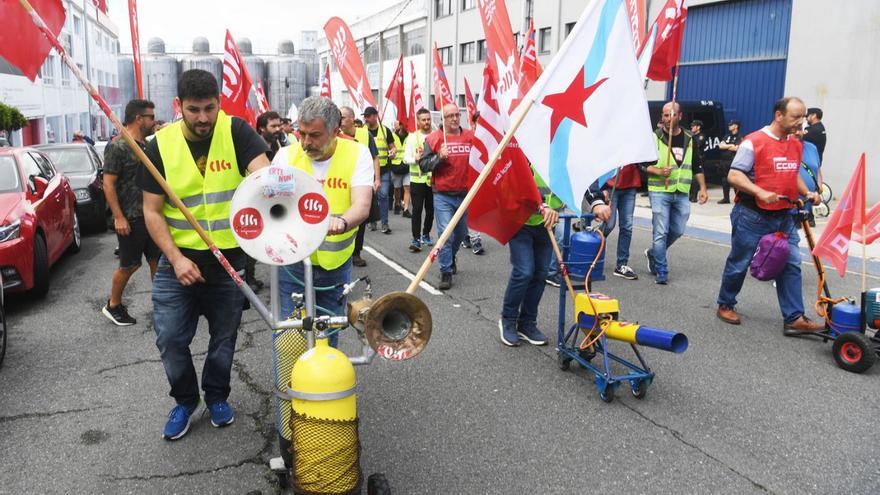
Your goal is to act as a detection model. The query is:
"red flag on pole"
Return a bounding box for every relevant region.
[408,61,424,132]
[91,0,107,14]
[324,17,375,111]
[625,0,647,53]
[854,202,880,245]
[127,0,143,98]
[476,0,520,111]
[467,62,542,244]
[0,0,65,81]
[255,79,270,114]
[645,0,688,81]
[463,77,477,126]
[431,43,454,111]
[517,19,542,95]
[221,30,257,127]
[320,63,332,99]
[384,54,408,129]
[812,154,867,277]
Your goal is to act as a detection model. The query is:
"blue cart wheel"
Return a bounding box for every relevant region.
[631,380,648,399]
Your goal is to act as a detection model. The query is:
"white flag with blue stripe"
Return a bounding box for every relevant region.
[514,0,657,213]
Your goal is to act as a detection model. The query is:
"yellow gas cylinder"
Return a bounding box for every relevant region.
[289,338,360,494]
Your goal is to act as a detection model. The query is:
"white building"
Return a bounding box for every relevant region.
[0,1,122,146]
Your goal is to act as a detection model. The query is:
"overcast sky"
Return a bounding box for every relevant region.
[108,0,403,55]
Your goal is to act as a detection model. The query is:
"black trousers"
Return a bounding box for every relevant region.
[410,182,434,240]
[354,222,366,256]
[719,160,733,201]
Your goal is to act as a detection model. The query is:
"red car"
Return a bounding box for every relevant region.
[0,147,81,298]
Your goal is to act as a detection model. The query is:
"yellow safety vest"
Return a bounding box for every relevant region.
[648,129,694,194]
[157,110,241,250]
[391,132,404,166]
[353,127,370,148]
[287,139,359,270]
[370,124,389,165]
[406,131,431,185]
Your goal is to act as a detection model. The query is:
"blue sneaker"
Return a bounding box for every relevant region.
[409,238,422,253]
[208,401,235,428]
[517,323,548,346]
[498,319,519,347]
[163,402,200,441]
[645,248,657,275]
[655,272,668,285]
[421,234,434,246]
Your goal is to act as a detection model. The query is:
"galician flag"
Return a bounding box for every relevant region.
[514,0,657,212]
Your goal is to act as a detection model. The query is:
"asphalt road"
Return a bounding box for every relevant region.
[2,209,879,494]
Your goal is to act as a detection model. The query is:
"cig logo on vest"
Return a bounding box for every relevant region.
[299,192,329,224]
[232,207,263,239]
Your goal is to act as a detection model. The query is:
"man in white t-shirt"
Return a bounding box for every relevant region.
[271,97,372,347]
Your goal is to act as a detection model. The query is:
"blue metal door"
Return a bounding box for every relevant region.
[668,0,793,134]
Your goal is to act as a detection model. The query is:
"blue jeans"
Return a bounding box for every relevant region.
[502,225,553,325]
[378,169,392,225]
[434,192,469,274]
[547,221,564,276]
[152,257,244,407]
[603,188,637,267]
[717,204,805,323]
[278,259,352,347]
[648,191,690,275]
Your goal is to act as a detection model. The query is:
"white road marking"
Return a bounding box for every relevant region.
[362,245,444,295]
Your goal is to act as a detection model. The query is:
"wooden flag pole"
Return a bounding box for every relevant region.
[405,98,536,294]
[862,154,868,294]
[16,0,268,318]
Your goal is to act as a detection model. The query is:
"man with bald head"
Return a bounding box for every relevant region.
[419,103,474,290]
[640,100,708,285]
[716,97,823,334]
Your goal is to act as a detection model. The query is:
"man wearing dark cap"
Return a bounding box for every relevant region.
[717,120,742,204]
[362,106,397,234]
[803,107,826,162]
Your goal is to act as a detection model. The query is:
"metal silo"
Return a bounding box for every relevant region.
[267,40,307,113]
[294,48,319,88]
[236,37,266,89]
[117,55,137,104]
[180,37,222,89]
[142,37,179,122]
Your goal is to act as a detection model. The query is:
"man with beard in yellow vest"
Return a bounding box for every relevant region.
[139,69,270,440]
[272,97,373,347]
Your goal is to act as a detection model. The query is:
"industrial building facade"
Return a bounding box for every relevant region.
[0,0,122,146]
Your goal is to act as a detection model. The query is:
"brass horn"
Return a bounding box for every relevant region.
[347,291,432,361]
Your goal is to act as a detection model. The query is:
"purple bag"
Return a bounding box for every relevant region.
[750,232,790,281]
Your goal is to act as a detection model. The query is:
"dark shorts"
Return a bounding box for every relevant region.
[118,217,160,269]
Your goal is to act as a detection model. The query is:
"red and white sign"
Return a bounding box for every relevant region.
[221,30,257,127]
[299,192,329,224]
[320,63,332,99]
[324,17,376,111]
[232,207,264,240]
[431,43,454,110]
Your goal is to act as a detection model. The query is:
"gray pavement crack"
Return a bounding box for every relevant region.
[0,405,111,424]
[95,357,162,375]
[102,456,264,482]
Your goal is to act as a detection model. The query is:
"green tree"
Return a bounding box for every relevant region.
[0,102,28,133]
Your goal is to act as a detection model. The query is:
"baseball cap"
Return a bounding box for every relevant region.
[362,106,379,116]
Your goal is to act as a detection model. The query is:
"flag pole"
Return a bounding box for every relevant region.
[862,154,868,294]
[664,61,680,189]
[16,0,267,318]
[405,98,536,294]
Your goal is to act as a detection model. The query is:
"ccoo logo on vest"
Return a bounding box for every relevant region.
[773,157,799,172]
[299,192,329,224]
[232,207,263,240]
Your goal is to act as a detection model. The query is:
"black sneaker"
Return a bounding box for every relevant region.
[645,249,657,275]
[439,273,453,290]
[381,224,392,235]
[369,222,377,231]
[545,273,562,287]
[402,210,412,218]
[517,323,548,346]
[461,237,472,249]
[613,265,638,280]
[471,237,484,255]
[102,301,136,326]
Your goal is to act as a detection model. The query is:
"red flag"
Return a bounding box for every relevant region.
[408,61,424,132]
[855,202,880,245]
[221,30,257,127]
[431,43,454,111]
[320,64,332,99]
[255,79,270,114]
[466,62,542,244]
[476,0,520,112]
[463,77,477,126]
[517,19,542,94]
[92,0,107,13]
[324,17,375,111]
[384,54,408,129]
[812,154,867,277]
[625,0,647,53]
[645,0,687,81]
[0,0,65,81]
[127,0,143,98]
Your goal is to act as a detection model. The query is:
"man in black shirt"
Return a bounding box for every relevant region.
[256,110,286,161]
[717,120,742,204]
[803,107,826,162]
[689,120,706,202]
[137,69,269,441]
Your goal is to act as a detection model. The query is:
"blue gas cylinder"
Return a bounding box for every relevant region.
[830,301,862,337]
[568,229,605,282]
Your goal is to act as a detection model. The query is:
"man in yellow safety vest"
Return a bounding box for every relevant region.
[362,106,396,234]
[403,107,434,252]
[139,69,270,441]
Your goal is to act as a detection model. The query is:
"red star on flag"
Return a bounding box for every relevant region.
[541,70,608,140]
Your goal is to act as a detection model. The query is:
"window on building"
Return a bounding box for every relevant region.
[538,27,552,54]
[459,41,475,64]
[565,22,576,38]
[365,36,380,64]
[61,62,71,87]
[477,39,487,62]
[73,15,82,36]
[438,46,452,66]
[403,27,425,56]
[383,34,399,61]
[434,0,452,19]
[41,55,55,84]
[461,0,475,10]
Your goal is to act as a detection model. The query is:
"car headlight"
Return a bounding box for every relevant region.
[0,220,21,243]
[74,189,91,202]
